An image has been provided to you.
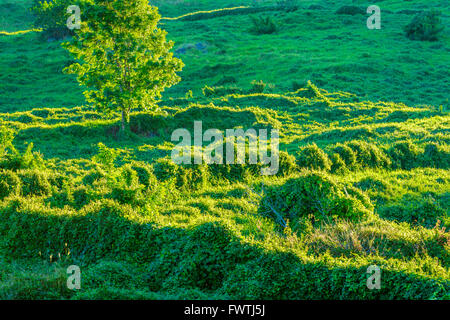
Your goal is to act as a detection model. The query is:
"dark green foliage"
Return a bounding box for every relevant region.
[153,158,179,182]
[18,170,52,197]
[0,170,21,200]
[30,0,81,39]
[222,251,449,299]
[379,195,447,228]
[110,165,144,205]
[404,10,445,41]
[388,141,421,169]
[129,113,168,136]
[276,0,299,13]
[332,144,357,169]
[336,6,365,16]
[173,222,235,290]
[72,185,92,209]
[82,168,107,186]
[249,80,267,94]
[330,153,347,174]
[296,143,331,171]
[0,143,44,171]
[422,143,449,169]
[259,171,373,227]
[249,15,277,35]
[82,260,144,289]
[277,151,298,176]
[346,141,391,169]
[130,162,158,189]
[355,177,391,193]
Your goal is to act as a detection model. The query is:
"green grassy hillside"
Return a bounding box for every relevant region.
[0,0,449,299]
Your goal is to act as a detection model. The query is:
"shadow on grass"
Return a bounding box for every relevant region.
[0,197,448,299]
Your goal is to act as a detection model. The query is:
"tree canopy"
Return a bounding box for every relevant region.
[63,0,184,131]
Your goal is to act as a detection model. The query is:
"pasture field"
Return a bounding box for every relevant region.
[0,0,449,299]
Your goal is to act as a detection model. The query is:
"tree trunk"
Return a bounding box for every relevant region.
[121,110,126,132]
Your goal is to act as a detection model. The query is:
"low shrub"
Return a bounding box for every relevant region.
[336,6,365,16]
[130,162,158,189]
[92,143,120,170]
[296,144,331,171]
[82,168,107,185]
[346,141,391,169]
[0,125,16,157]
[404,10,444,41]
[72,185,93,209]
[332,144,357,169]
[18,170,52,197]
[110,165,144,204]
[249,80,267,94]
[330,153,347,174]
[277,151,298,176]
[0,143,45,171]
[249,15,277,35]
[388,141,420,170]
[422,143,449,169]
[176,164,209,191]
[379,195,447,228]
[0,170,21,200]
[153,158,179,182]
[259,171,373,228]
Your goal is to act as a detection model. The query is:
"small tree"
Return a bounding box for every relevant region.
[63,0,184,132]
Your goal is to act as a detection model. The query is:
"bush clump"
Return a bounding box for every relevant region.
[336,6,365,16]
[249,15,277,35]
[404,10,444,41]
[130,162,158,189]
[153,158,179,182]
[422,143,449,169]
[259,171,373,228]
[0,170,21,200]
[346,141,391,169]
[110,165,144,205]
[277,151,298,176]
[72,185,93,209]
[388,141,420,170]
[296,144,331,171]
[332,143,357,169]
[249,80,267,94]
[177,164,209,191]
[0,143,45,171]
[18,170,52,197]
[330,153,347,174]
